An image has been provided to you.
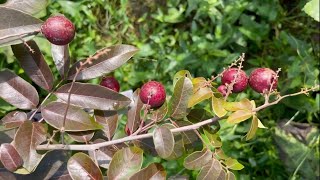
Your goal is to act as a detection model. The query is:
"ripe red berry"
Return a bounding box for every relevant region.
[41,15,75,45]
[100,76,120,92]
[249,68,278,93]
[139,81,166,108]
[217,85,227,96]
[221,68,248,93]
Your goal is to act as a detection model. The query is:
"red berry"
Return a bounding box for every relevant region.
[217,85,227,96]
[221,68,248,93]
[41,15,75,45]
[249,68,278,93]
[139,81,166,108]
[100,76,120,92]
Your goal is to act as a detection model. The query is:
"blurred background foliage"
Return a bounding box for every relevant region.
[0,0,319,179]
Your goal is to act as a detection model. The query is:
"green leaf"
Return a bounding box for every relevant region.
[169,77,193,119]
[212,96,227,118]
[188,87,212,107]
[223,98,253,111]
[197,158,223,180]
[129,163,166,180]
[67,152,103,180]
[203,130,222,148]
[215,148,228,160]
[303,0,319,22]
[227,110,253,124]
[225,158,244,170]
[245,115,258,140]
[183,149,212,170]
[153,126,175,158]
[257,118,267,129]
[107,147,143,180]
[227,171,236,180]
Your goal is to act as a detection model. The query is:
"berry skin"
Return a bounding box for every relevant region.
[100,76,120,92]
[249,68,278,93]
[217,85,227,96]
[221,68,248,93]
[139,81,166,108]
[41,15,75,45]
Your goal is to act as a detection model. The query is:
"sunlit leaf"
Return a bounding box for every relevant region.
[192,77,207,91]
[197,158,223,180]
[153,126,175,158]
[67,152,103,180]
[0,69,39,109]
[303,0,319,22]
[258,118,267,129]
[107,147,143,180]
[169,77,193,119]
[246,115,258,140]
[68,131,95,143]
[126,89,143,135]
[227,110,253,124]
[183,149,212,170]
[68,45,139,80]
[173,70,192,86]
[94,110,118,140]
[2,0,48,15]
[188,87,212,107]
[1,111,27,129]
[203,130,222,148]
[0,7,42,47]
[223,98,253,111]
[212,96,227,118]
[12,40,54,91]
[225,158,244,170]
[51,44,70,78]
[0,143,23,172]
[129,163,166,180]
[12,121,46,173]
[41,101,101,131]
[151,101,168,122]
[55,82,131,110]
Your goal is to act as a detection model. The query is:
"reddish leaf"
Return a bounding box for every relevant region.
[175,121,199,149]
[151,101,168,122]
[0,69,39,109]
[94,110,118,140]
[129,163,166,180]
[126,89,143,135]
[51,44,70,78]
[183,149,212,170]
[3,0,48,15]
[1,111,27,128]
[161,124,185,160]
[197,158,223,180]
[12,40,54,91]
[68,131,95,143]
[68,45,139,80]
[0,7,42,47]
[55,82,131,110]
[153,126,175,159]
[41,101,101,132]
[0,143,23,172]
[67,152,103,180]
[12,121,47,172]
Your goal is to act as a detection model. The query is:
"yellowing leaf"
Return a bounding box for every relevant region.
[173,70,192,86]
[212,96,227,118]
[204,130,222,148]
[246,115,258,140]
[225,158,244,170]
[250,100,256,109]
[227,110,253,124]
[192,77,207,92]
[224,98,253,111]
[188,87,212,107]
[258,119,268,129]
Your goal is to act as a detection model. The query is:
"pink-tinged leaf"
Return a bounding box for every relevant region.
[68,45,139,80]
[0,7,42,47]
[67,152,103,180]
[0,143,23,172]
[3,0,48,15]
[175,121,199,149]
[94,110,118,140]
[0,69,39,109]
[129,163,166,180]
[126,89,143,135]
[107,147,143,180]
[197,158,223,180]
[153,126,175,159]
[161,124,184,160]
[227,110,253,124]
[183,149,212,170]
[246,115,258,141]
[169,77,193,120]
[55,82,131,110]
[68,131,95,143]
[41,101,101,132]
[11,40,54,91]
[151,101,168,122]
[51,44,70,78]
[1,111,27,128]
[12,121,47,172]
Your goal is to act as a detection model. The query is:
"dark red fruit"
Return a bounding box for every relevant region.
[139,81,166,108]
[217,85,227,96]
[100,76,120,92]
[249,68,278,93]
[221,68,248,93]
[41,15,75,45]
